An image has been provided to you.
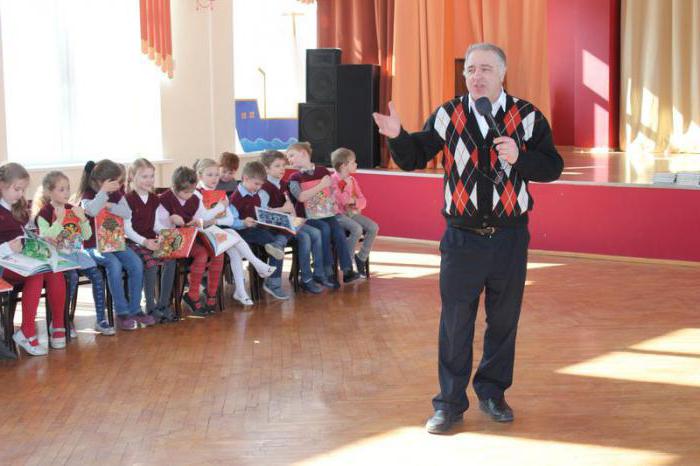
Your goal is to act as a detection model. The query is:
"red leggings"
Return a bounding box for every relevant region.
[3,269,66,339]
[188,242,224,301]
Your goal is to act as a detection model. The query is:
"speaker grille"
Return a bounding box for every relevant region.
[298,103,336,166]
[306,66,337,103]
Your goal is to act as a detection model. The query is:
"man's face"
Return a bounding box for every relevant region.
[464,49,504,103]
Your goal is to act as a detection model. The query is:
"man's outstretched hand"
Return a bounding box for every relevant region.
[372,101,401,139]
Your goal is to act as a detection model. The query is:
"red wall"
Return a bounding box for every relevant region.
[547,0,620,149]
[356,171,700,262]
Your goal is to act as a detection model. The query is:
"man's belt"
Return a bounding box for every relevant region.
[455,226,498,236]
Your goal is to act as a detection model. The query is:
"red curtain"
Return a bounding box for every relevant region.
[317,0,395,167]
[140,0,173,78]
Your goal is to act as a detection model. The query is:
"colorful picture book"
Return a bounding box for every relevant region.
[201,190,227,218]
[197,225,240,256]
[55,210,84,253]
[300,179,336,219]
[254,207,305,235]
[0,230,79,277]
[154,227,197,259]
[95,209,126,253]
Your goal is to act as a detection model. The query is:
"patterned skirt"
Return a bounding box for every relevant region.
[128,241,164,269]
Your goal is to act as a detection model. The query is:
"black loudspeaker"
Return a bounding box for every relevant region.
[306,49,341,103]
[337,64,380,168]
[298,103,336,166]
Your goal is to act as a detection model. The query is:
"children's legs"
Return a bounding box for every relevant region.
[88,251,130,316]
[226,248,248,297]
[351,214,379,261]
[336,214,363,258]
[66,270,78,311]
[188,243,208,301]
[295,228,313,283]
[82,267,107,323]
[44,272,66,330]
[233,239,271,274]
[3,270,42,339]
[157,260,176,309]
[142,265,158,313]
[205,253,224,299]
[325,216,353,272]
[113,248,144,315]
[268,233,288,280]
[306,219,333,275]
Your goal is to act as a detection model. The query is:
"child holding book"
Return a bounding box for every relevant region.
[260,150,331,294]
[330,148,379,278]
[230,161,290,300]
[194,158,276,306]
[33,171,115,336]
[286,142,360,286]
[157,166,274,313]
[78,160,146,331]
[0,163,67,356]
[216,152,240,194]
[125,158,177,323]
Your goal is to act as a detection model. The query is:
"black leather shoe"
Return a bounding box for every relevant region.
[425,410,463,434]
[479,397,514,422]
[343,270,361,283]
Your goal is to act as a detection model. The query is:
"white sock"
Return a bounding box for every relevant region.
[226,248,249,298]
[234,240,270,274]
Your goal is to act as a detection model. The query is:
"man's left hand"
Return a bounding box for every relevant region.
[493,136,519,164]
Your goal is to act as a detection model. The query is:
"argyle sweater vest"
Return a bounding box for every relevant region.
[434,94,538,223]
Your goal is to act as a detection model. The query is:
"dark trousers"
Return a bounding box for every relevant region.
[432,225,530,414]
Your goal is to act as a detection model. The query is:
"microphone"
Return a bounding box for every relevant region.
[474,96,502,137]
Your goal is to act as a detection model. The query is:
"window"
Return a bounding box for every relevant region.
[233,0,316,153]
[0,0,162,166]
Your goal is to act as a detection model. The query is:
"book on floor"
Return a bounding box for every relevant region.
[201,190,227,218]
[154,227,197,259]
[197,225,240,256]
[95,209,126,253]
[300,179,336,219]
[0,230,80,277]
[254,206,305,235]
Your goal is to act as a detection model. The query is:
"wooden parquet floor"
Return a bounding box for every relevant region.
[1,238,699,465]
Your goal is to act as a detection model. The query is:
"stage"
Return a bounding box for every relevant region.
[357,149,700,262]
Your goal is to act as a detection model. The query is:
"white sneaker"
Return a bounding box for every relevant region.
[12,329,48,356]
[233,292,254,306]
[48,324,66,349]
[257,264,276,278]
[264,243,285,260]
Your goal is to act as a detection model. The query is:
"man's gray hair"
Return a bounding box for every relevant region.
[464,42,507,73]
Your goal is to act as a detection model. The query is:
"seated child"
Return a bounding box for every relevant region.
[330,148,379,278]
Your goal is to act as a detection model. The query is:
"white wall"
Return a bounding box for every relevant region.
[0,0,236,194]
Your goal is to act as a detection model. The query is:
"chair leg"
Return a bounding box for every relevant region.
[0,292,17,356]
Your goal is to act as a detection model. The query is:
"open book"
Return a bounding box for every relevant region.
[300,179,336,219]
[254,207,305,235]
[154,227,197,259]
[0,230,80,277]
[96,209,126,253]
[197,225,240,256]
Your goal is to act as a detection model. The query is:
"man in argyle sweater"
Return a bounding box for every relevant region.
[373,43,563,434]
